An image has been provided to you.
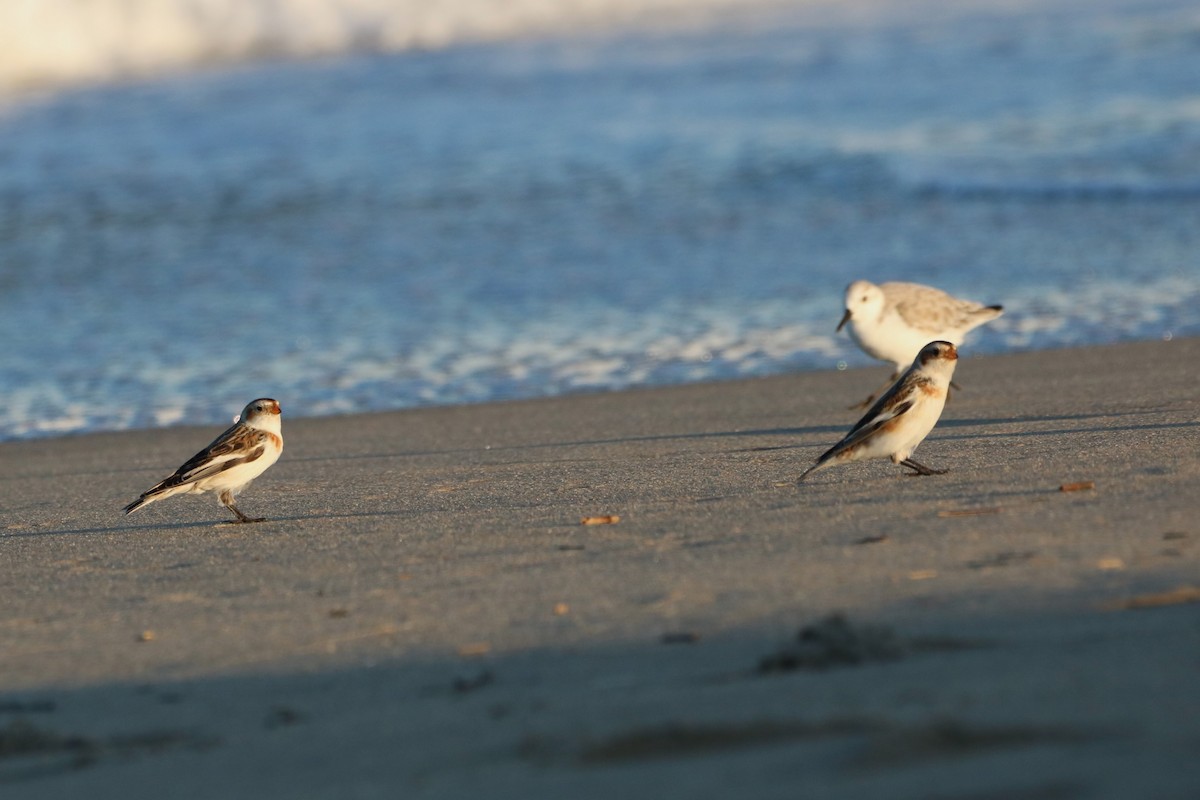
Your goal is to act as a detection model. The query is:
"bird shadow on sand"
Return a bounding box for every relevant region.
[939,410,1168,427]
[288,410,1192,466]
[285,424,851,465]
[0,509,415,540]
[935,416,1199,441]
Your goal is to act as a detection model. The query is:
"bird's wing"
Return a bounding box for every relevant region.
[888,283,982,333]
[159,425,271,488]
[812,370,920,466]
[846,371,917,436]
[800,373,918,480]
[822,397,914,461]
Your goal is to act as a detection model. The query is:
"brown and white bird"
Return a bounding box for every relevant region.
[799,341,957,482]
[837,280,1002,406]
[124,398,283,523]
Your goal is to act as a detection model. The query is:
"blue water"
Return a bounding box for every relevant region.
[2,0,1198,439]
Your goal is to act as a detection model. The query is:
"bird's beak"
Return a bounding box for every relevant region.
[836,309,852,332]
[270,401,282,415]
[945,345,958,360]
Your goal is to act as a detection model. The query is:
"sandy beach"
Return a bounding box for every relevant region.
[2,338,1198,798]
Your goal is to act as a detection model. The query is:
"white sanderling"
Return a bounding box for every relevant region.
[837,279,1002,406]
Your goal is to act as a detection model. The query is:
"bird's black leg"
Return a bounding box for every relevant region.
[220,490,266,523]
[945,379,964,404]
[900,458,947,476]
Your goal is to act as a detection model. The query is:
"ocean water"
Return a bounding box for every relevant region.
[1,0,1198,440]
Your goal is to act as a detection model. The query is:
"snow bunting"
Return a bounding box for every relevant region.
[124,398,283,523]
[799,341,957,481]
[837,280,1001,406]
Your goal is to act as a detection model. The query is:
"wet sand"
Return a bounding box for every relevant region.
[2,338,1198,798]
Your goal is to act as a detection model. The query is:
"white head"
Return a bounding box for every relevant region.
[837,280,886,331]
[240,398,282,431]
[913,341,958,382]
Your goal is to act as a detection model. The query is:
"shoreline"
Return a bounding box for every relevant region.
[2,337,1198,798]
[0,335,1183,448]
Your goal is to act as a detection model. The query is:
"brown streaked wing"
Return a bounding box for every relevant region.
[828,398,913,458]
[171,425,271,483]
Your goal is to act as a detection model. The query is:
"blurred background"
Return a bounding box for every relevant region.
[1,0,1197,439]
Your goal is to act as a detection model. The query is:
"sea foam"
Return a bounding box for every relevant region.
[1,0,1197,440]
[0,0,785,92]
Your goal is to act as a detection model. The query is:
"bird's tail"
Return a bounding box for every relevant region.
[123,496,151,515]
[977,303,1004,321]
[122,481,188,515]
[797,458,831,483]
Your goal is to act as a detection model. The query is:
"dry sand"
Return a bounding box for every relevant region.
[1,338,1198,798]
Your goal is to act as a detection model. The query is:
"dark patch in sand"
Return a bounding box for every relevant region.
[758,614,904,673]
[567,718,874,765]
[966,550,1038,570]
[0,701,56,715]
[853,719,1105,767]
[452,670,495,694]
[758,614,990,675]
[264,706,306,730]
[521,716,1101,768]
[0,718,217,782]
[923,781,1086,800]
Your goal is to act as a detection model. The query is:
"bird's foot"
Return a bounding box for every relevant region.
[225,503,268,524]
[900,458,948,476]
